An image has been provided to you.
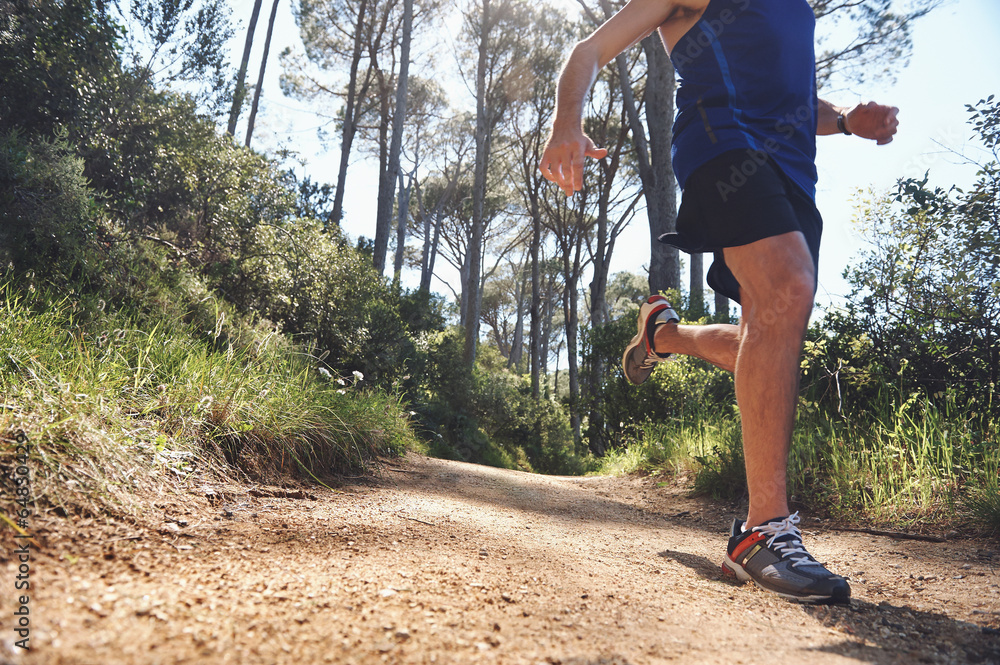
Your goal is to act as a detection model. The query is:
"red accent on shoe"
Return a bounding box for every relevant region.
[730,531,766,563]
[643,302,670,356]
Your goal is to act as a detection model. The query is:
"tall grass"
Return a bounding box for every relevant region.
[598,391,999,531]
[790,392,1000,529]
[593,415,743,487]
[0,282,416,518]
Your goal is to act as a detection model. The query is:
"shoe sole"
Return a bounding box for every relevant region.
[621,328,651,385]
[621,297,676,385]
[721,557,850,605]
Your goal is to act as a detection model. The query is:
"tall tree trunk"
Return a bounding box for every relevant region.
[541,270,554,398]
[377,0,413,275]
[244,0,280,147]
[418,214,436,286]
[690,252,704,317]
[563,261,582,444]
[459,248,472,328]
[529,199,542,399]
[639,37,679,295]
[552,339,561,401]
[417,171,459,293]
[509,264,527,369]
[330,0,371,228]
[393,169,413,282]
[715,291,731,321]
[421,208,444,293]
[464,0,492,368]
[586,186,612,457]
[227,0,263,136]
[373,68,392,272]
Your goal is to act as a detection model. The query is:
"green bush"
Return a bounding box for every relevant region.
[0,131,102,286]
[472,349,582,475]
[0,280,417,521]
[407,330,586,474]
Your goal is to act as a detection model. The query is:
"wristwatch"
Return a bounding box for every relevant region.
[837,112,852,135]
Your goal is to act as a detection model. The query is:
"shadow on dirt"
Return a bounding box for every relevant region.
[657,549,725,581]
[804,600,1000,665]
[657,548,1000,665]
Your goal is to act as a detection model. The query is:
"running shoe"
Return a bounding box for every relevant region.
[622,295,679,385]
[722,512,851,604]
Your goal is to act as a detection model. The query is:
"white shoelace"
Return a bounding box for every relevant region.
[753,512,824,569]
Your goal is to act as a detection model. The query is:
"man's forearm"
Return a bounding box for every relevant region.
[817,99,899,144]
[551,42,602,135]
[817,98,852,136]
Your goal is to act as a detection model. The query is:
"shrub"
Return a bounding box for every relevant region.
[0,130,101,286]
[0,280,417,520]
[407,330,586,474]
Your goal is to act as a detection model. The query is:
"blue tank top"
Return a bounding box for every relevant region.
[670,0,818,199]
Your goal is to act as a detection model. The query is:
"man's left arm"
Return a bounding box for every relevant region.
[817,99,899,145]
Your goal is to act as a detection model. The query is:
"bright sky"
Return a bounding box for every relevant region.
[228,0,1000,314]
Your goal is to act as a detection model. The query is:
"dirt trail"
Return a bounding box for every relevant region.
[2,453,999,665]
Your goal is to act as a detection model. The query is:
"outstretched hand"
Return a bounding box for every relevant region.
[846,101,899,145]
[539,129,608,197]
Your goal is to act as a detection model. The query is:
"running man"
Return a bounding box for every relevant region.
[539,0,898,604]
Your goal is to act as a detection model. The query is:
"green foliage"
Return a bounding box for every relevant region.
[691,419,746,500]
[783,391,999,527]
[814,97,1000,419]
[120,0,235,117]
[0,0,431,500]
[963,477,1000,536]
[472,346,582,475]
[0,130,101,286]
[593,420,699,478]
[0,0,123,138]
[409,331,585,475]
[811,0,938,89]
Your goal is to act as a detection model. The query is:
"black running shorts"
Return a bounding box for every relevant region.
[658,149,823,304]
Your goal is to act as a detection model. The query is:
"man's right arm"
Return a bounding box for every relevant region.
[540,0,697,196]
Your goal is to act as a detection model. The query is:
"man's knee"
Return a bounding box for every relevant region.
[728,234,815,325]
[738,268,814,338]
[766,272,814,323]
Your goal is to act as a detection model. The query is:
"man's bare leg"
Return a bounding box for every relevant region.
[647,232,813,527]
[719,231,815,528]
[653,322,739,372]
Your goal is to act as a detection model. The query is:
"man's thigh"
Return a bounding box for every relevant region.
[723,231,816,321]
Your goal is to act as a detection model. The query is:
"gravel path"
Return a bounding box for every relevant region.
[2,453,998,664]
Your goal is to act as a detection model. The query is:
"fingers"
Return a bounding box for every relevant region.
[877,105,899,145]
[570,148,586,195]
[586,146,609,160]
[539,155,570,197]
[855,101,899,145]
[539,140,607,196]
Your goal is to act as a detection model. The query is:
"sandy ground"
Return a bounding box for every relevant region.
[1,452,999,665]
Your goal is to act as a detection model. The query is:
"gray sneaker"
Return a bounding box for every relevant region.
[621,295,679,385]
[722,512,851,604]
